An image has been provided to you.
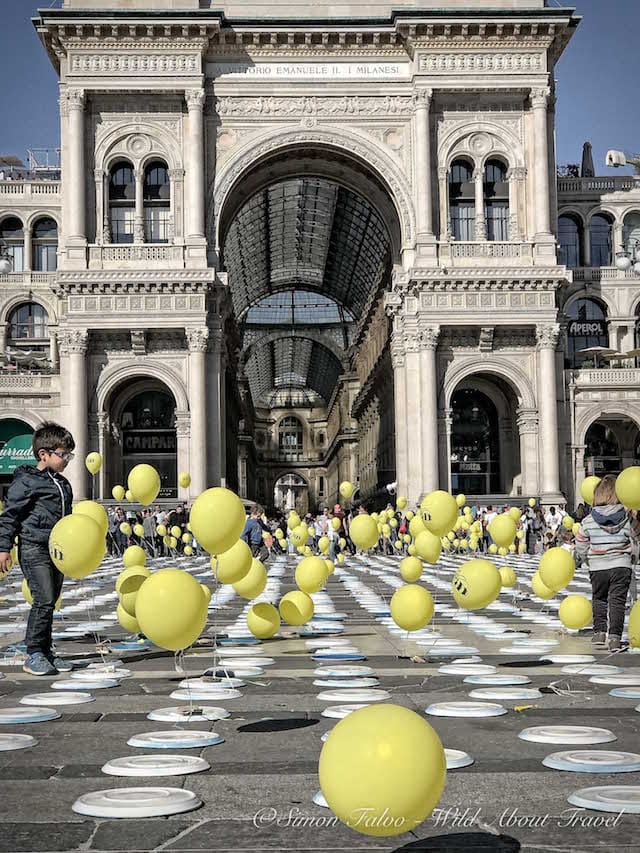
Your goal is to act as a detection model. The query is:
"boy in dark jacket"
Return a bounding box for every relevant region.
[0,422,75,675]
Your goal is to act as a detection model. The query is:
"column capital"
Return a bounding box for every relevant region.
[530,87,550,110]
[94,168,105,182]
[517,407,539,434]
[186,327,209,353]
[419,326,440,350]
[412,88,433,111]
[168,168,185,181]
[390,331,405,369]
[535,323,560,350]
[507,166,527,181]
[60,88,86,116]
[185,88,206,111]
[58,328,88,356]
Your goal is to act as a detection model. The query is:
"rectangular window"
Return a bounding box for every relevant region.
[145,207,169,244]
[450,204,475,241]
[33,244,57,272]
[7,245,24,272]
[319,475,325,496]
[485,203,509,241]
[110,208,135,244]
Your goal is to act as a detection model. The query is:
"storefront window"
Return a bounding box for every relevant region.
[450,389,500,494]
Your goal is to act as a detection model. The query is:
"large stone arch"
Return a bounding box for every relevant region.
[95,122,183,174]
[94,361,189,416]
[211,125,415,254]
[438,121,525,173]
[0,292,59,326]
[576,404,640,447]
[442,357,537,411]
[0,411,44,431]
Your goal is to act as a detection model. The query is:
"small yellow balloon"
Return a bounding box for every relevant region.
[531,571,555,600]
[499,566,517,588]
[182,533,192,544]
[73,500,108,538]
[562,515,575,530]
[539,547,575,592]
[572,522,581,536]
[117,602,140,634]
[528,497,536,508]
[296,556,328,594]
[117,565,150,617]
[49,515,104,579]
[508,507,521,522]
[559,594,592,630]
[184,545,193,556]
[288,512,301,531]
[390,584,434,632]
[488,543,498,554]
[349,515,379,550]
[168,536,178,549]
[85,452,102,475]
[337,552,346,563]
[178,471,191,489]
[233,558,267,599]
[279,590,314,625]
[400,556,423,583]
[452,559,501,610]
[413,530,441,564]
[170,525,182,539]
[133,523,144,538]
[290,525,309,548]
[396,496,407,510]
[580,475,601,506]
[325,559,335,575]
[275,528,284,540]
[331,517,341,531]
[317,536,330,554]
[409,514,426,540]
[125,490,135,502]
[119,522,132,536]
[488,515,517,548]
[339,481,354,499]
[123,545,146,568]
[112,485,125,501]
[247,602,280,639]
[156,524,167,537]
[456,493,466,508]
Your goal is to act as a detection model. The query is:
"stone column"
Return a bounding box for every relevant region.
[94,170,104,245]
[102,172,111,244]
[403,332,423,504]
[536,324,561,497]
[59,329,89,501]
[23,226,32,272]
[0,321,7,355]
[168,169,185,241]
[49,325,59,370]
[64,89,87,241]
[438,167,450,242]
[507,166,526,241]
[473,167,486,241]
[613,219,625,257]
[96,412,108,501]
[185,89,205,240]
[531,88,552,237]
[419,326,440,496]
[206,328,224,486]
[572,443,587,507]
[517,408,539,496]
[390,328,408,502]
[413,88,434,238]
[186,328,209,497]
[134,169,145,244]
[174,410,191,497]
[438,408,453,493]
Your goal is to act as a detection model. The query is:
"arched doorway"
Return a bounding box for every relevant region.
[584,417,640,477]
[274,472,308,513]
[0,418,35,499]
[107,381,178,499]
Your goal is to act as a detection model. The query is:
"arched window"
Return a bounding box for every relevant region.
[31,217,58,271]
[623,212,640,257]
[484,159,509,241]
[589,213,613,267]
[7,303,50,366]
[585,422,621,476]
[558,214,583,268]
[108,161,135,244]
[278,416,304,461]
[449,160,475,241]
[0,217,24,272]
[143,161,170,244]
[565,298,608,369]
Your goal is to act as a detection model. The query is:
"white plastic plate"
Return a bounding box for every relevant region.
[518,725,617,745]
[543,750,640,773]
[567,786,640,814]
[72,787,202,818]
[102,755,210,777]
[425,701,507,718]
[127,730,224,749]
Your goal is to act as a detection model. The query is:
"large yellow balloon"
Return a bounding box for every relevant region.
[400,556,423,583]
[531,571,555,600]
[296,556,328,594]
[178,471,191,489]
[290,525,309,548]
[452,559,501,610]
[559,595,592,630]
[85,452,102,475]
[117,602,140,634]
[247,602,280,639]
[508,507,521,522]
[200,583,212,605]
[233,558,267,599]
[135,569,207,651]
[390,584,434,632]
[615,466,640,509]
[49,515,104,579]
[319,704,446,837]
[629,600,640,648]
[580,475,601,506]
[22,578,61,611]
[279,590,314,625]
[190,487,246,555]
[123,545,146,568]
[414,530,441,564]
[211,539,252,584]
[539,547,575,591]
[127,464,161,506]
[349,514,379,550]
[420,490,458,537]
[499,566,517,588]
[112,485,125,501]
[488,515,517,548]
[339,481,354,499]
[408,514,426,540]
[325,559,335,575]
[73,500,108,538]
[117,565,150,617]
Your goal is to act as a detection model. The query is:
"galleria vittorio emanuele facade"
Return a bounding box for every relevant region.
[1,0,639,512]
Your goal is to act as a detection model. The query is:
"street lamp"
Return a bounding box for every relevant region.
[0,239,12,274]
[615,243,640,276]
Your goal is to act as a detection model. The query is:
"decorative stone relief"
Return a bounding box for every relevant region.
[215,95,414,117]
[69,53,200,75]
[419,52,543,73]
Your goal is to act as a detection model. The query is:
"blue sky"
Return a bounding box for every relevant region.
[0,0,637,174]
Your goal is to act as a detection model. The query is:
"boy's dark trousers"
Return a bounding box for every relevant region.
[19,541,64,656]
[590,567,632,637]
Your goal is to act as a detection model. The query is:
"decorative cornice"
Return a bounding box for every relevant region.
[419,51,543,74]
[401,273,566,291]
[216,95,414,118]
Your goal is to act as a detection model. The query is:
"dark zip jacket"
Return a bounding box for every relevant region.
[0,464,73,552]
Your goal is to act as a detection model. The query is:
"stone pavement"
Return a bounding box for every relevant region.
[0,551,639,853]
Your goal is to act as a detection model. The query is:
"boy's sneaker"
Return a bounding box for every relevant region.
[591,632,607,645]
[49,656,73,673]
[608,635,625,652]
[23,652,57,676]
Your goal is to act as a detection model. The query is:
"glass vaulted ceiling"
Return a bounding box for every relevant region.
[223,176,391,408]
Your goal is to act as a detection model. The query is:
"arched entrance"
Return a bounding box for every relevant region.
[585,417,640,476]
[274,472,308,514]
[107,380,178,499]
[0,418,35,499]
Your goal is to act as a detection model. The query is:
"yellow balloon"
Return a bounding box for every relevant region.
[390,584,434,632]
[117,602,140,634]
[73,500,108,538]
[531,571,555,600]
[290,525,309,548]
[488,515,516,548]
[405,511,414,521]
[85,452,102,475]
[178,471,191,488]
[629,600,640,648]
[518,542,526,554]
[390,519,398,529]
[339,481,354,499]
[307,525,315,537]
[49,515,104,579]
[112,485,125,501]
[127,464,161,506]
[452,538,460,548]
[394,540,403,551]
[559,594,592,630]
[296,556,328,594]
[539,547,575,592]
[303,545,312,557]
[528,497,536,508]
[275,528,284,540]
[508,507,521,522]
[200,583,212,605]
[408,514,426,540]
[288,512,301,531]
[317,536,330,554]
[452,559,501,610]
[572,522,581,536]
[615,466,640,509]
[233,558,267,599]
[499,566,517,588]
[182,533,192,544]
[279,590,314,625]
[382,524,391,537]
[396,496,407,510]
[337,552,346,563]
[168,536,178,549]
[331,517,341,531]
[133,523,144,538]
[456,493,466,508]
[349,515,379,550]
[156,524,167,537]
[117,565,150,617]
[498,546,508,556]
[190,487,246,555]
[516,530,524,540]
[580,475,601,506]
[400,556,423,583]
[22,578,61,611]
[488,543,498,554]
[184,545,193,556]
[125,490,135,502]
[247,602,280,639]
[319,704,446,837]
[119,522,132,536]
[420,490,458,537]
[325,559,335,575]
[562,515,574,530]
[413,530,440,564]
[123,545,146,568]
[170,525,182,539]
[135,568,207,651]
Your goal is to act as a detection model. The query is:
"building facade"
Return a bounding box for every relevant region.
[0,0,638,511]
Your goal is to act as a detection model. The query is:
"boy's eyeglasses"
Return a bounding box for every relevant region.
[48,449,75,462]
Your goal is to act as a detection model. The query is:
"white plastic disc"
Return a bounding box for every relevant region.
[438,664,497,676]
[513,638,559,647]
[0,707,61,724]
[127,730,224,749]
[88,659,124,669]
[313,790,329,808]
[425,701,507,718]
[102,755,210,777]
[20,692,94,706]
[543,750,640,773]
[589,673,640,686]
[468,688,543,701]
[314,678,379,688]
[567,786,640,814]
[609,687,640,699]
[72,668,131,679]
[313,665,375,677]
[147,706,230,723]
[445,748,474,769]
[53,678,119,690]
[72,787,202,818]
[424,647,480,657]
[518,725,617,745]
[316,688,390,702]
[561,664,622,675]
[170,688,241,701]
[207,666,263,679]
[321,704,369,719]
[464,674,531,686]
[214,646,265,656]
[0,733,37,751]
[544,655,595,664]
[179,677,245,690]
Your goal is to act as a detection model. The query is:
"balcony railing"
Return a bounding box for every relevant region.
[0,371,56,391]
[557,175,638,194]
[571,266,638,282]
[89,244,184,268]
[0,181,60,197]
[0,271,56,285]
[567,368,640,388]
